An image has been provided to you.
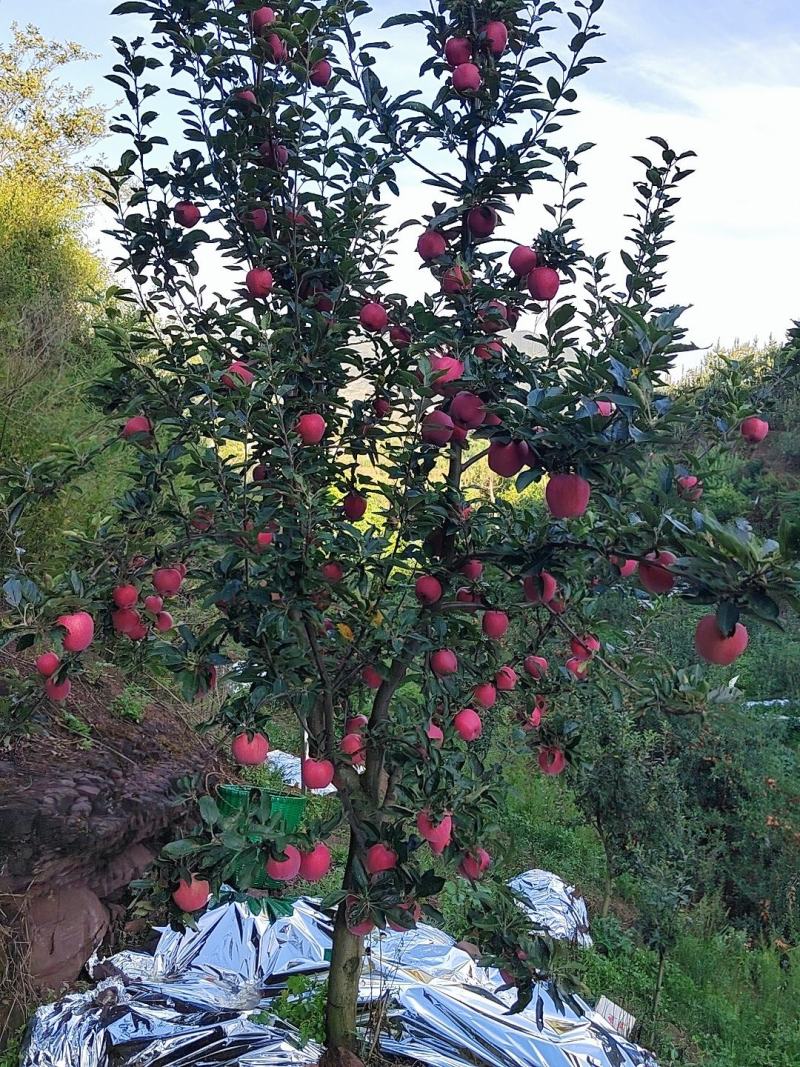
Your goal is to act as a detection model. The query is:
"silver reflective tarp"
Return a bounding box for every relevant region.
[23,879,656,1067]
[509,869,593,947]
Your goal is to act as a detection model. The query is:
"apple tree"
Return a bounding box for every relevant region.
[3,0,800,1054]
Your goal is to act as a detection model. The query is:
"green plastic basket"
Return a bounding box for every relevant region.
[216,784,308,891]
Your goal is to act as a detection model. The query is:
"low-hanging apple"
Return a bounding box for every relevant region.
[302,757,335,789]
[416,810,452,854]
[482,610,509,639]
[523,654,548,679]
[473,681,497,708]
[266,845,302,882]
[458,847,491,880]
[638,550,677,595]
[153,567,183,597]
[495,665,518,691]
[45,677,71,701]
[453,707,482,741]
[172,875,211,912]
[461,559,483,581]
[35,651,60,677]
[677,474,703,501]
[113,584,138,609]
[415,574,443,604]
[155,611,174,632]
[546,473,591,518]
[232,731,270,764]
[299,842,332,882]
[509,245,537,276]
[340,732,366,765]
[295,413,326,444]
[740,416,769,443]
[570,634,600,660]
[417,229,447,260]
[528,265,561,301]
[538,747,567,776]
[430,648,458,676]
[694,614,749,665]
[366,842,398,874]
[56,611,95,653]
[565,656,590,680]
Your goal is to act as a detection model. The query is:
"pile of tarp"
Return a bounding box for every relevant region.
[22,879,657,1067]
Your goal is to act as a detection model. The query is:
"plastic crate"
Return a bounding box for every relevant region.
[216,784,308,891]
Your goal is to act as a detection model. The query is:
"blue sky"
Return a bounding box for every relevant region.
[3,0,800,354]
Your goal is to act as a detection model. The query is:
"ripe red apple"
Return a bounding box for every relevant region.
[509,245,537,276]
[523,571,557,604]
[475,339,502,361]
[295,413,326,444]
[388,900,423,931]
[426,721,444,746]
[259,140,289,168]
[252,463,267,482]
[121,415,152,439]
[244,206,268,230]
[266,844,302,882]
[231,731,270,765]
[112,608,140,635]
[528,266,560,301]
[458,847,491,880]
[153,567,183,597]
[221,360,255,388]
[473,682,497,708]
[429,353,464,391]
[416,810,452,854]
[478,300,509,333]
[481,20,508,56]
[441,265,470,293]
[155,611,174,632]
[677,474,703,501]
[245,267,273,298]
[343,492,368,521]
[638,551,677,595]
[444,37,472,66]
[488,440,530,477]
[360,301,389,332]
[592,399,614,417]
[361,665,383,689]
[389,324,411,348]
[346,714,369,732]
[112,584,138,609]
[482,610,509,640]
[694,614,749,665]
[538,747,566,776]
[609,555,637,578]
[546,473,591,518]
[172,875,211,912]
[310,59,332,86]
[250,6,275,34]
[526,696,547,729]
[523,654,548,679]
[741,416,769,443]
[449,391,486,429]
[190,507,214,533]
[449,420,467,445]
[453,707,482,741]
[35,651,60,677]
[253,530,273,552]
[345,896,376,936]
[264,33,288,63]
[340,732,366,765]
[422,410,455,446]
[173,201,201,228]
[302,757,335,790]
[417,229,447,260]
[373,396,391,419]
[56,611,95,653]
[461,559,483,581]
[298,842,332,882]
[565,656,589,680]
[570,634,600,661]
[495,665,518,691]
[45,676,71,701]
[366,842,398,874]
[452,62,482,93]
[431,648,458,676]
[548,596,567,615]
[467,205,497,238]
[321,561,344,583]
[234,88,257,107]
[456,583,477,601]
[415,574,443,604]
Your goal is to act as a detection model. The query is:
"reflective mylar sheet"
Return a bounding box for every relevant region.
[23,880,656,1067]
[508,869,593,947]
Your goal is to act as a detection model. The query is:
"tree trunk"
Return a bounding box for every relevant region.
[600,870,613,917]
[650,947,667,1025]
[325,832,363,1052]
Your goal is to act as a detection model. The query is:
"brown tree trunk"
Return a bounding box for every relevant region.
[325,831,364,1052]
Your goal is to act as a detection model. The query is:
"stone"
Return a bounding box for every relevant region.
[27,885,109,989]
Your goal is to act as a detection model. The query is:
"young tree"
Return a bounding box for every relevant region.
[4,0,800,1056]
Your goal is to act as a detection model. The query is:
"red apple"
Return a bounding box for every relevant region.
[190,507,214,532]
[495,665,518,691]
[56,611,95,653]
[488,440,530,477]
[321,561,343,582]
[389,324,412,348]
[565,656,590,680]
[340,732,366,765]
[112,608,141,635]
[173,201,201,228]
[298,842,332,882]
[429,353,464,392]
[246,267,273,298]
[523,654,548,679]
[546,473,590,518]
[475,340,502,361]
[255,530,273,551]
[252,463,267,482]
[441,266,470,294]
[639,551,677,595]
[266,845,301,882]
[35,651,60,677]
[467,205,497,238]
[250,6,275,34]
[677,475,703,501]
[259,140,289,168]
[478,300,509,333]
[345,896,376,936]
[265,33,288,63]
[155,611,174,632]
[417,230,447,260]
[609,555,637,578]
[444,37,472,66]
[523,571,557,604]
[45,676,71,701]
[343,492,368,521]
[295,413,326,444]
[221,360,255,388]
[346,714,369,732]
[153,567,183,597]
[528,266,560,301]
[360,301,389,332]
[538,747,567,776]
[361,665,383,689]
[388,900,423,931]
[245,206,269,230]
[458,847,491,880]
[172,875,211,912]
[112,584,138,609]
[415,574,443,604]
[366,842,398,874]
[450,391,486,428]
[481,20,508,56]
[482,610,509,639]
[302,758,335,790]
[509,245,537,276]
[310,59,332,86]
[694,614,749,665]
[526,696,547,729]
[593,399,614,417]
[430,648,458,676]
[460,559,483,581]
[453,707,482,741]
[142,592,162,612]
[473,682,497,708]
[422,410,455,446]
[453,62,482,93]
[741,416,769,443]
[416,810,452,854]
[426,721,444,746]
[373,396,392,419]
[121,415,152,439]
[234,89,258,107]
[232,731,270,765]
[570,634,600,661]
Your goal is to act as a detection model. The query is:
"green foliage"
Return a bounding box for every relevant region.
[262,975,328,1046]
[110,684,149,722]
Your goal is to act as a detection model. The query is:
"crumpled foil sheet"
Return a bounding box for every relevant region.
[23,878,656,1067]
[508,868,594,947]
